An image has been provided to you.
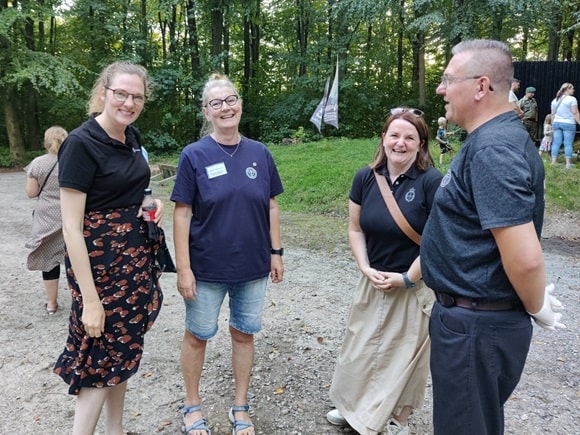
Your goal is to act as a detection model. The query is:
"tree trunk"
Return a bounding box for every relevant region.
[4,87,26,162]
[211,0,224,71]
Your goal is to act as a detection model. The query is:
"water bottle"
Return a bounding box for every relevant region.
[141,188,158,241]
[142,188,157,222]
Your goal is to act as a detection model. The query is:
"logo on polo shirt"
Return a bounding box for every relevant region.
[405,188,416,202]
[441,171,452,188]
[246,167,257,179]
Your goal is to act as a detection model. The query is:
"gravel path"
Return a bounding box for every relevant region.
[0,171,578,434]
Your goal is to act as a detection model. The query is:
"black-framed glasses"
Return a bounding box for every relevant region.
[390,107,424,118]
[206,94,239,110]
[105,87,146,105]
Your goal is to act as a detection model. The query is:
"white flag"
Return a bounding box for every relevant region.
[310,77,330,133]
[323,58,339,129]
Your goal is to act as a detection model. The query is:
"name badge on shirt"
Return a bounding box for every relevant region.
[206,162,227,179]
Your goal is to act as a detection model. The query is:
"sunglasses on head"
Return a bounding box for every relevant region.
[390,107,424,118]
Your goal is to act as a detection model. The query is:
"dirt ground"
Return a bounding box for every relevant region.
[0,170,579,435]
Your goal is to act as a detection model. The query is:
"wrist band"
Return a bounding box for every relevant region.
[402,272,415,288]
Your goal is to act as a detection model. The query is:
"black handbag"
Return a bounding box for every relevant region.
[157,228,176,273]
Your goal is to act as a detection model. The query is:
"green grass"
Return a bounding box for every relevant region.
[268,138,377,217]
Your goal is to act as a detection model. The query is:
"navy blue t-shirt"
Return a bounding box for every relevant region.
[171,136,283,283]
[58,117,150,211]
[421,111,545,300]
[350,165,442,272]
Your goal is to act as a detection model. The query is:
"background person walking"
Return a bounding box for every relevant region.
[25,126,68,315]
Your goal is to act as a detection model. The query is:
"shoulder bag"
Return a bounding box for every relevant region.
[32,160,58,216]
[373,170,421,246]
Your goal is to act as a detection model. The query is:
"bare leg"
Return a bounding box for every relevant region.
[104,382,128,435]
[181,330,208,434]
[72,387,108,435]
[230,326,255,435]
[44,278,59,312]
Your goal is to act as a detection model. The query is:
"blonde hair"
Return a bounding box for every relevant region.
[543,114,553,125]
[200,73,241,137]
[87,61,151,116]
[555,83,573,100]
[44,126,68,154]
[437,117,447,127]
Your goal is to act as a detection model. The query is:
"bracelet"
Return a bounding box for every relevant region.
[402,272,415,288]
[271,248,284,256]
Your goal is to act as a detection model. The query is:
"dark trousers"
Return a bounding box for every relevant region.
[430,302,532,435]
[523,119,538,142]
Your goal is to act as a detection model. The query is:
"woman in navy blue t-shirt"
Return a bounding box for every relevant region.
[171,73,284,435]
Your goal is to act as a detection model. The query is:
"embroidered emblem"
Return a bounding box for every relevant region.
[246,167,257,179]
[441,171,452,187]
[405,188,416,202]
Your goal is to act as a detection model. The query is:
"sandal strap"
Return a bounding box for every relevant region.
[229,405,254,435]
[184,418,210,435]
[182,404,211,435]
[230,404,250,413]
[182,404,203,416]
[232,420,254,434]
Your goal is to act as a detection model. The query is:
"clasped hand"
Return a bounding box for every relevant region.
[529,283,566,330]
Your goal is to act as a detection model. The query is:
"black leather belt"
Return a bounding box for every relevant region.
[437,293,522,311]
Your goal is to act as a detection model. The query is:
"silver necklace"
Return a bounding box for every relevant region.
[212,135,241,157]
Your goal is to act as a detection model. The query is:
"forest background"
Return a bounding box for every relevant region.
[1,0,580,163]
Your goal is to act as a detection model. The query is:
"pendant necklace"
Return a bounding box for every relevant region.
[212,135,241,157]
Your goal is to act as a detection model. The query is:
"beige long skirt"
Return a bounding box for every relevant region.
[329,275,434,434]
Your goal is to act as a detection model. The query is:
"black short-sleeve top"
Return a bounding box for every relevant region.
[350,165,442,272]
[58,117,150,211]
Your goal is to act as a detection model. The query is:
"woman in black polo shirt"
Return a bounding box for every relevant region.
[326,108,442,435]
[54,61,163,434]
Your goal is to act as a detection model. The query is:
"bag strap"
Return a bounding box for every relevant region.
[38,161,58,197]
[373,170,421,246]
[551,97,564,117]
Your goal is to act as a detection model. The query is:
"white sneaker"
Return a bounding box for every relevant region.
[385,418,409,435]
[326,409,347,426]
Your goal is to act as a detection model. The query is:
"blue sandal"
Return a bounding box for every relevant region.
[228,404,255,435]
[181,404,211,435]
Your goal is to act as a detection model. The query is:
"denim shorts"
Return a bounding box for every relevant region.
[184,277,268,340]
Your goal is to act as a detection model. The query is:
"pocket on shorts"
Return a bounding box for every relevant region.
[415,283,435,317]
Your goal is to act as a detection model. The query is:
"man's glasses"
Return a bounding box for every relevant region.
[105,87,146,105]
[206,95,239,110]
[440,75,495,91]
[391,107,424,118]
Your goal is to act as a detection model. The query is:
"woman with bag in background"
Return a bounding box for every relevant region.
[326,108,442,435]
[25,126,68,315]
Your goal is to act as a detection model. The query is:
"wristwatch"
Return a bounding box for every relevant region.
[402,272,415,288]
[271,248,284,256]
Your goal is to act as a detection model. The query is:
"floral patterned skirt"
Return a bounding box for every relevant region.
[54,205,163,395]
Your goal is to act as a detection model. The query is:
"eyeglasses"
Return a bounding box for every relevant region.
[440,75,495,91]
[105,87,146,105]
[390,107,424,118]
[206,94,239,110]
[440,75,485,88]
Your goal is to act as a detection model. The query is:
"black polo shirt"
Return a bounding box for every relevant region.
[350,164,442,273]
[59,117,150,211]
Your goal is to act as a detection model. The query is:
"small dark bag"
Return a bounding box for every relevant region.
[146,223,176,273]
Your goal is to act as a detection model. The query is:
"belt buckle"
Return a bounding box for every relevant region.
[439,293,456,307]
